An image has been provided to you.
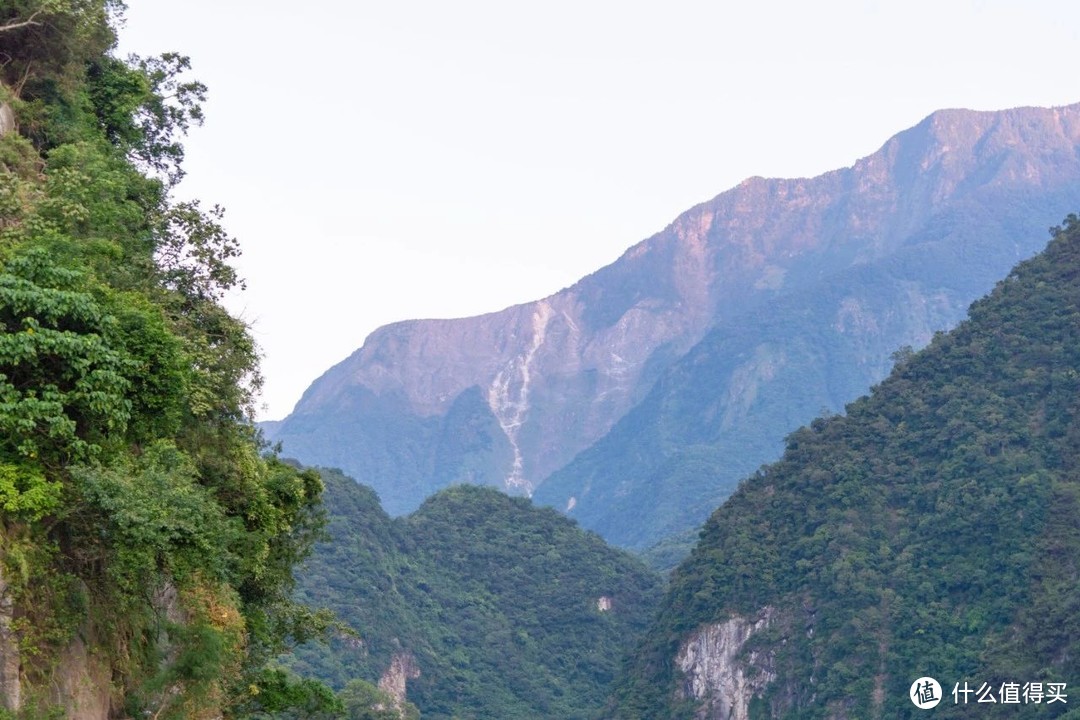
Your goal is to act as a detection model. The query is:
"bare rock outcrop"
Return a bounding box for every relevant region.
[0,103,14,137]
[675,607,776,720]
[378,651,420,715]
[48,634,113,720]
[0,567,20,713]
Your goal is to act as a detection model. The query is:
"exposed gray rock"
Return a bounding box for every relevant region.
[378,651,420,713]
[0,567,19,713]
[0,103,14,137]
[49,633,112,720]
[676,607,776,720]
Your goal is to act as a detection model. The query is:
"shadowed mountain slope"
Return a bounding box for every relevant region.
[534,103,1080,548]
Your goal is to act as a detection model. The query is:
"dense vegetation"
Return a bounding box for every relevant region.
[0,2,331,716]
[608,217,1080,718]
[288,470,664,720]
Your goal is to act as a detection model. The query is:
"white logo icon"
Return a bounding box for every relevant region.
[911,677,942,709]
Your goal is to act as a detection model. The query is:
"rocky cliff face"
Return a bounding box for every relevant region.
[269,103,1080,521]
[378,652,420,717]
[0,568,19,713]
[0,609,123,720]
[676,608,776,720]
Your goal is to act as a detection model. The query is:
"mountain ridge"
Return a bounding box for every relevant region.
[268,101,1080,526]
[532,101,1080,548]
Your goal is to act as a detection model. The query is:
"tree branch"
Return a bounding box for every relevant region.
[0,11,41,34]
[13,61,33,96]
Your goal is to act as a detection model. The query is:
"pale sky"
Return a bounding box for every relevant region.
[117,1,1080,421]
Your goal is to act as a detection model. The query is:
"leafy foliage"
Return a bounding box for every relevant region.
[231,667,345,720]
[0,2,328,716]
[608,216,1080,718]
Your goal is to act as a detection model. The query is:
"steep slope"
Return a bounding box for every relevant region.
[271,102,1080,519]
[606,216,1080,719]
[534,103,1080,550]
[287,469,664,720]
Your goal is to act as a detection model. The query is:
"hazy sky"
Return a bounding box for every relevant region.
[117,1,1080,421]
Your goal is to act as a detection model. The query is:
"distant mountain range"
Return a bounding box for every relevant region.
[266,102,1080,551]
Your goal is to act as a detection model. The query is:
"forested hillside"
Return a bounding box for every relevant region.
[607,216,1080,718]
[0,3,330,717]
[288,470,664,720]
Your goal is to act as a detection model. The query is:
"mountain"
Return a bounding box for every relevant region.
[286,468,664,720]
[605,216,1080,719]
[533,103,1080,550]
[268,103,1080,535]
